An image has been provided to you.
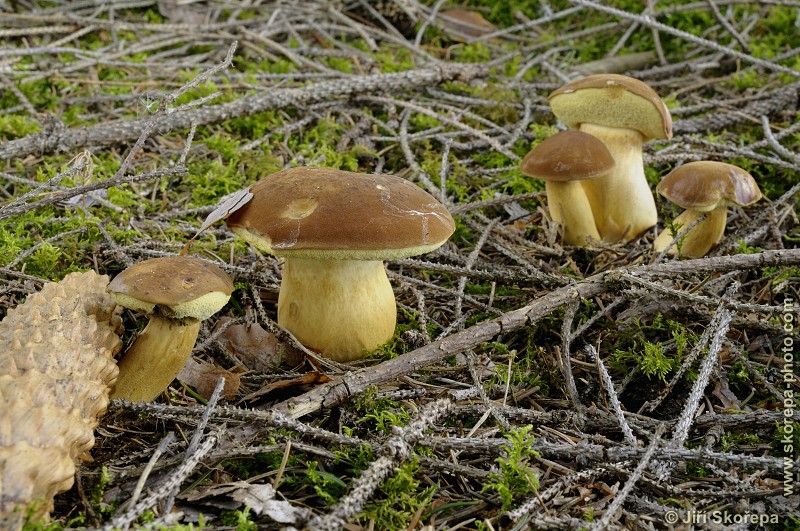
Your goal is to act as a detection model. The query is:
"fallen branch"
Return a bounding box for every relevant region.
[274,248,800,418]
[0,62,488,160]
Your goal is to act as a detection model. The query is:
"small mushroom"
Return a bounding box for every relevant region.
[226,167,455,362]
[548,74,673,242]
[107,256,234,402]
[653,161,762,258]
[436,8,497,41]
[519,130,615,246]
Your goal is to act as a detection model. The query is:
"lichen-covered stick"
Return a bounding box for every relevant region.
[0,271,123,530]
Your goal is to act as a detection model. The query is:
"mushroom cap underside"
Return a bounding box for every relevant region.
[548,73,672,141]
[107,256,234,320]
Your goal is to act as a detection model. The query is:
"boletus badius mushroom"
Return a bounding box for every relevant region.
[549,74,673,243]
[653,161,762,258]
[226,167,456,362]
[107,256,234,402]
[520,130,615,247]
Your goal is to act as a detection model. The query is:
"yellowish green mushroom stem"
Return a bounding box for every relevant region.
[544,180,601,247]
[110,316,201,402]
[578,123,658,243]
[653,205,727,258]
[278,257,396,362]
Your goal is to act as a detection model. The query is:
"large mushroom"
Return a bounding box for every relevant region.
[653,161,762,258]
[226,167,455,362]
[548,74,673,243]
[107,256,234,401]
[519,130,615,247]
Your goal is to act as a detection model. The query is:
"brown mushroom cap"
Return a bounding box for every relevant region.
[656,161,762,212]
[107,256,234,320]
[520,130,615,181]
[437,8,497,40]
[548,74,672,141]
[226,167,456,260]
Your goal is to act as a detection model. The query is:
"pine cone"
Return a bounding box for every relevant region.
[0,271,123,529]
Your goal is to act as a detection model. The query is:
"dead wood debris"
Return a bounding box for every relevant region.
[1,0,799,529]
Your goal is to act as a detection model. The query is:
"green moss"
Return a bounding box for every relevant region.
[729,69,769,91]
[325,56,353,73]
[721,432,761,452]
[451,42,492,63]
[483,425,540,511]
[358,460,436,531]
[375,48,415,72]
[764,265,800,286]
[409,112,441,130]
[735,240,764,255]
[218,507,257,531]
[185,157,245,206]
[489,337,550,393]
[27,242,62,274]
[0,224,25,266]
[227,110,284,140]
[610,315,694,382]
[355,398,410,435]
[307,147,361,172]
[305,461,348,505]
[0,115,42,139]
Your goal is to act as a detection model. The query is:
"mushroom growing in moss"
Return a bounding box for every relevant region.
[226,167,455,362]
[548,74,673,243]
[653,161,762,258]
[520,130,615,247]
[107,256,234,402]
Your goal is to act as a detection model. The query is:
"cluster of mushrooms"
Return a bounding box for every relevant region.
[105,74,765,402]
[521,74,763,256]
[106,167,455,400]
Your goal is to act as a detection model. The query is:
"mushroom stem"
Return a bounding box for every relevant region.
[578,123,658,243]
[278,257,396,362]
[653,206,727,258]
[110,317,201,402]
[544,180,601,246]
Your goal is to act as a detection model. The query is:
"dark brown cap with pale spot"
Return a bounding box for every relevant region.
[657,161,762,212]
[226,167,456,260]
[107,256,233,320]
[520,130,615,182]
[549,74,672,141]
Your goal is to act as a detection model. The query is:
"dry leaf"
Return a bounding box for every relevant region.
[177,358,240,400]
[437,9,497,41]
[712,377,741,410]
[230,483,304,523]
[215,317,304,371]
[182,188,253,254]
[199,188,253,232]
[183,481,307,524]
[504,218,531,236]
[242,372,332,402]
[157,0,208,25]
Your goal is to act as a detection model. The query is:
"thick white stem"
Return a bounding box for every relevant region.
[111,317,200,402]
[578,123,658,243]
[653,206,727,258]
[278,258,396,362]
[545,180,601,246]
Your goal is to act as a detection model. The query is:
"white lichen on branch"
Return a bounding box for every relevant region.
[0,271,123,529]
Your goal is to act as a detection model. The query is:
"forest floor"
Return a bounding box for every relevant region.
[1,1,800,530]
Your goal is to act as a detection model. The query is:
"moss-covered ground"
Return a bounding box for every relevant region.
[1,1,799,529]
